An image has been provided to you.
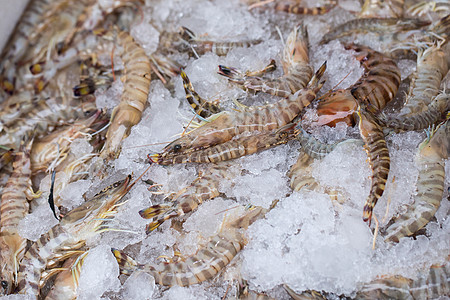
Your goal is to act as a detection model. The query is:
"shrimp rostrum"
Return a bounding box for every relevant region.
[151,62,326,163]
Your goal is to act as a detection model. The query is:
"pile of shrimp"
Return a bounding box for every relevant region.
[0,0,449,299]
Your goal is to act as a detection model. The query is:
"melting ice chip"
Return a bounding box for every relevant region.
[78,245,120,300]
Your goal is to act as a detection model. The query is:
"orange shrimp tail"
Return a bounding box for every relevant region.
[217,65,245,85]
[140,204,178,233]
[111,248,138,275]
[363,205,373,226]
[139,204,172,219]
[145,220,165,233]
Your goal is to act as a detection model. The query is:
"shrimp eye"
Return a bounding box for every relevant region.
[1,281,8,290]
[173,144,182,152]
[113,181,123,188]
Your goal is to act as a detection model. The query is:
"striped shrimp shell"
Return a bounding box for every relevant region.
[399,44,449,116]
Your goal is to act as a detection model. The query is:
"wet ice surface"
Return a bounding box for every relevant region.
[6,0,450,299]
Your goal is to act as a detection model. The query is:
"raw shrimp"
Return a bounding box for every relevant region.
[158,62,325,158]
[274,1,337,15]
[315,44,401,127]
[0,0,63,95]
[100,30,151,160]
[319,18,430,45]
[16,176,132,296]
[30,110,103,173]
[115,204,272,286]
[357,105,390,226]
[383,119,449,243]
[152,124,294,165]
[219,24,312,99]
[359,0,405,18]
[399,44,449,116]
[355,258,450,299]
[0,138,39,295]
[43,251,86,300]
[378,92,449,132]
[181,69,221,119]
[178,26,261,57]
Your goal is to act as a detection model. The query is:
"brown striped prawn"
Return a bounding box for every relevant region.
[178,26,262,57]
[152,62,325,161]
[357,105,391,226]
[114,203,273,286]
[319,18,430,46]
[43,251,87,300]
[16,175,132,296]
[100,29,151,160]
[314,43,401,127]
[284,257,450,299]
[0,138,40,295]
[247,0,336,16]
[398,43,449,116]
[218,24,313,99]
[151,123,295,165]
[355,258,450,299]
[383,119,449,243]
[0,95,96,149]
[273,1,337,15]
[378,92,450,132]
[30,110,104,174]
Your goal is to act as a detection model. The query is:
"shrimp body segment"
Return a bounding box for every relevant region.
[355,259,450,299]
[43,251,86,300]
[378,92,450,132]
[347,43,401,110]
[179,26,261,57]
[315,44,400,127]
[274,1,337,15]
[319,18,430,45]
[383,119,449,243]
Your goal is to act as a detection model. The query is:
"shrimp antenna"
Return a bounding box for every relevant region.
[127,163,153,192]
